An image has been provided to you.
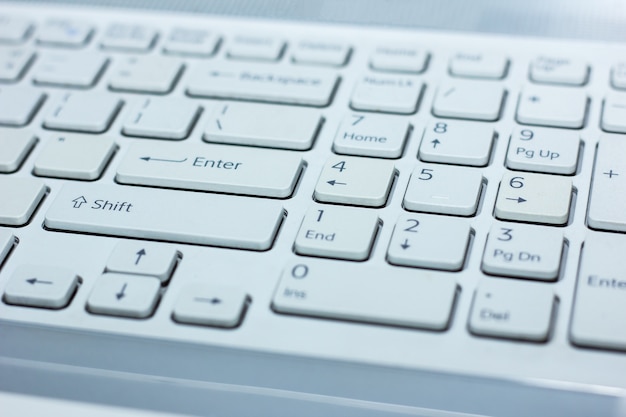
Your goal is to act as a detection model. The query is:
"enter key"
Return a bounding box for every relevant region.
[570,232,626,351]
[116,142,304,198]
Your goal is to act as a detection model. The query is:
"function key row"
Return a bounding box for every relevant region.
[5,16,626,89]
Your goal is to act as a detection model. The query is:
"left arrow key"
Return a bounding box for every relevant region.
[4,265,78,309]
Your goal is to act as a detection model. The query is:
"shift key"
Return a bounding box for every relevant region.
[44,184,285,250]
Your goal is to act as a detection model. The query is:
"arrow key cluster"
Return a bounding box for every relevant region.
[85,241,181,318]
[3,265,79,309]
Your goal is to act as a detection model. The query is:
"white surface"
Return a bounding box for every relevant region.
[187,62,338,106]
[106,240,178,282]
[291,40,350,67]
[100,23,157,51]
[350,74,423,114]
[448,52,508,79]
[0,15,32,42]
[204,101,322,150]
[116,142,304,197]
[432,80,505,121]
[3,265,78,309]
[505,126,580,174]
[162,27,220,57]
[226,35,285,61]
[0,392,187,417]
[33,52,107,88]
[529,56,589,86]
[294,205,379,260]
[0,128,36,173]
[173,284,247,327]
[369,45,428,74]
[516,86,588,128]
[109,56,183,94]
[0,230,14,266]
[272,258,458,330]
[0,86,44,126]
[0,177,46,226]
[387,213,470,270]
[44,92,121,133]
[611,62,626,89]
[87,273,160,318]
[36,19,93,46]
[419,119,494,166]
[333,113,410,158]
[469,278,555,341]
[0,3,626,417]
[587,134,626,232]
[601,91,626,133]
[481,222,564,280]
[494,171,572,224]
[571,232,626,350]
[122,97,199,139]
[0,48,34,82]
[403,163,483,215]
[313,155,395,206]
[33,132,116,180]
[44,183,284,250]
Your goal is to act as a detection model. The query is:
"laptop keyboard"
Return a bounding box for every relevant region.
[1,5,626,414]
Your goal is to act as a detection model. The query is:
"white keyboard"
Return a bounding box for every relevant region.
[1,3,626,417]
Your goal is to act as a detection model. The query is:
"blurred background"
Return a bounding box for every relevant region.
[13,0,626,41]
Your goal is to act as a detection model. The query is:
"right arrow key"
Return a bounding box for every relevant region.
[495,171,572,225]
[172,284,249,328]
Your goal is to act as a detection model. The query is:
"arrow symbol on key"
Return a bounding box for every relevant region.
[506,197,527,203]
[327,180,347,186]
[135,249,146,265]
[116,283,128,300]
[208,71,235,78]
[72,196,87,208]
[140,157,188,163]
[194,297,222,305]
[26,278,53,285]
[431,139,441,148]
[400,239,410,250]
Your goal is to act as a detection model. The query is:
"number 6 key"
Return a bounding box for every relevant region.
[495,171,572,225]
